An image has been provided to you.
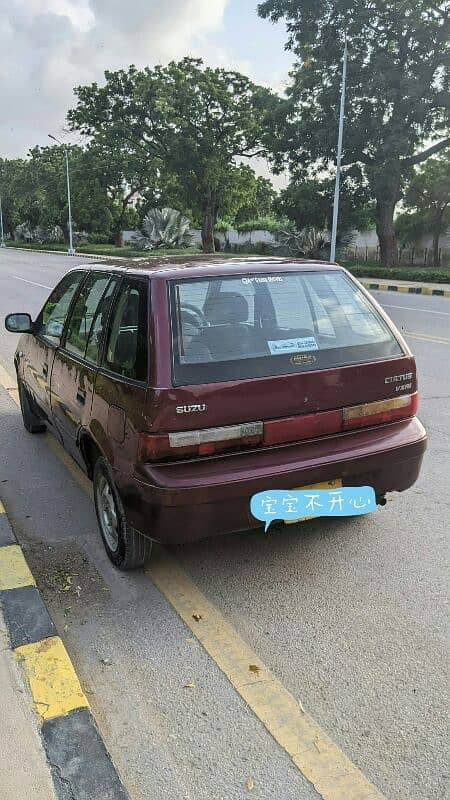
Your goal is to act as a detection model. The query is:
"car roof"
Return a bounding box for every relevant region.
[70,256,343,281]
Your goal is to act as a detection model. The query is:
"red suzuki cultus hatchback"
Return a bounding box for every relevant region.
[5,258,427,569]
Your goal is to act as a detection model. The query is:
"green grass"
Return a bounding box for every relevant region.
[5,241,203,258]
[4,242,264,259]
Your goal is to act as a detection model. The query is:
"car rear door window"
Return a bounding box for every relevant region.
[65,273,112,359]
[170,270,403,385]
[104,278,148,382]
[37,271,85,344]
[85,278,119,364]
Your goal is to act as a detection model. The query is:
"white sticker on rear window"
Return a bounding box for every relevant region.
[241,276,283,284]
[267,336,319,355]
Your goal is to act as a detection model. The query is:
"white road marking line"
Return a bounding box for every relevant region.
[378,302,450,316]
[404,331,450,344]
[10,276,52,290]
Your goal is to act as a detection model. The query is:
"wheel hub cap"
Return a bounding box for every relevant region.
[96,476,119,551]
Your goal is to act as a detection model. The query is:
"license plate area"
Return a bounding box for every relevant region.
[284,478,343,524]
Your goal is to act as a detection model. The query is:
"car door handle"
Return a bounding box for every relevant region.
[42,363,48,378]
[76,388,86,405]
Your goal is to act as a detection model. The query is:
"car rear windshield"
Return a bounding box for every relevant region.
[169,270,404,386]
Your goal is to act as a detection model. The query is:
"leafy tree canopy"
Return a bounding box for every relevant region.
[258,0,450,264]
[157,163,277,228]
[0,157,27,235]
[68,57,279,251]
[1,146,114,241]
[275,168,374,233]
[399,150,450,263]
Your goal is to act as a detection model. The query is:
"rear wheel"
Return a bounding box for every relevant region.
[93,457,152,570]
[18,378,46,434]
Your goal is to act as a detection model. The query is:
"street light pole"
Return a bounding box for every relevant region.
[330,36,348,263]
[64,149,75,255]
[0,196,5,247]
[48,134,75,255]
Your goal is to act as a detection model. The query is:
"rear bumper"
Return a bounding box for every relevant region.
[117,417,427,544]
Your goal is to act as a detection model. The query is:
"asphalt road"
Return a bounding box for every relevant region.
[0,249,448,800]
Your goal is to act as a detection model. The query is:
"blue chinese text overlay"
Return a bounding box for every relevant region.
[250,487,376,532]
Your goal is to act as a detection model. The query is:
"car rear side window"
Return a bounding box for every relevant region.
[104,278,148,382]
[170,270,403,385]
[85,278,120,364]
[65,273,112,359]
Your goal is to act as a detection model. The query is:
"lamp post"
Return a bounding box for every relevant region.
[0,196,5,247]
[48,134,75,255]
[330,36,348,263]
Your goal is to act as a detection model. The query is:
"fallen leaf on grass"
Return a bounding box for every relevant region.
[246,777,254,791]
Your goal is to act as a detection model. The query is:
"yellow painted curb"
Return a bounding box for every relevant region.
[0,544,36,590]
[0,363,19,405]
[15,636,89,721]
[362,281,450,298]
[148,554,385,800]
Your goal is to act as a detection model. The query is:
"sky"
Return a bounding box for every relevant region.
[0,0,294,177]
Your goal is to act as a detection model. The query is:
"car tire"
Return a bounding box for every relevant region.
[18,378,46,434]
[93,456,152,570]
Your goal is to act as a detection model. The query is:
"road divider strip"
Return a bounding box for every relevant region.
[403,330,450,345]
[0,468,128,798]
[0,364,386,799]
[362,281,450,297]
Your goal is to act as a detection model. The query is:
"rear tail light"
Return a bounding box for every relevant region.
[342,393,418,431]
[138,393,418,462]
[138,422,263,462]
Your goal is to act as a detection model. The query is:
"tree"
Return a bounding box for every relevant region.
[82,143,159,244]
[153,162,277,230]
[0,158,28,236]
[258,1,450,265]
[401,151,450,265]
[68,57,278,252]
[6,145,113,241]
[275,169,373,233]
[1,146,155,243]
[232,170,277,225]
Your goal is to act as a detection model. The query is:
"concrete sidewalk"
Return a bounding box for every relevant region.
[0,612,56,800]
[360,277,450,296]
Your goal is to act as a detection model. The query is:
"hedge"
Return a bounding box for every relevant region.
[344,263,450,284]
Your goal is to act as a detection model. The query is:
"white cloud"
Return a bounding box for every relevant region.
[0,0,229,157]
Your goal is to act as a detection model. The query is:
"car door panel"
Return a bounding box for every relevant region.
[50,353,97,458]
[50,274,119,457]
[20,271,86,419]
[90,277,149,477]
[20,335,55,419]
